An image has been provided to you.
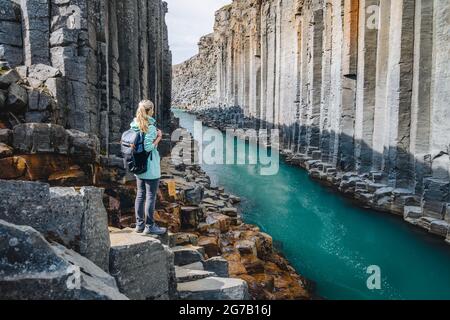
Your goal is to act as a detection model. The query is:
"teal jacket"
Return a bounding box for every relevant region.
[130,117,161,180]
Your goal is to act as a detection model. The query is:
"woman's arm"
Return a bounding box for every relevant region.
[144,126,158,152]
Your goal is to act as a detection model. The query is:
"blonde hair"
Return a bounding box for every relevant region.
[135,100,154,133]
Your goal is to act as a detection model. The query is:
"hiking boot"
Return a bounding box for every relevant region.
[135,226,145,233]
[143,224,167,236]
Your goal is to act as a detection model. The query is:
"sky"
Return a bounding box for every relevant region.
[166,0,231,65]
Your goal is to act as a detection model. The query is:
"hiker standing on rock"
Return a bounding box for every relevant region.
[129,100,167,235]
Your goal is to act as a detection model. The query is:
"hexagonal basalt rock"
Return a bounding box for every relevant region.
[0,180,111,271]
[0,220,127,300]
[109,229,176,300]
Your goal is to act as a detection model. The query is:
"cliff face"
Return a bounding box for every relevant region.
[0,0,172,156]
[172,34,218,109]
[172,0,450,240]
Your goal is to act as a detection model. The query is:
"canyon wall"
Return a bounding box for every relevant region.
[172,0,450,240]
[0,0,172,156]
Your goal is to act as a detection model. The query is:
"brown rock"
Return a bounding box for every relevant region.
[235,239,257,256]
[0,143,13,158]
[180,206,201,230]
[223,252,247,276]
[241,254,265,275]
[169,232,199,247]
[205,212,231,233]
[198,235,220,258]
[0,156,27,179]
[48,167,87,186]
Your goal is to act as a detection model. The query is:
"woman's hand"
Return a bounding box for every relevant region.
[153,129,163,147]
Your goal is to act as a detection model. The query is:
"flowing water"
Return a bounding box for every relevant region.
[173,109,450,300]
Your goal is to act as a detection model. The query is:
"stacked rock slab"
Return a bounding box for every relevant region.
[0,220,127,300]
[109,228,177,300]
[172,0,450,243]
[0,0,172,155]
[0,180,110,271]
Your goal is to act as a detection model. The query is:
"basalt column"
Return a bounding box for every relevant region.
[1,0,172,155]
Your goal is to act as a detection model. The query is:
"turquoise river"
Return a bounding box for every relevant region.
[173,109,450,300]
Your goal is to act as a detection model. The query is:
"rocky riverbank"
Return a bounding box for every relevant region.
[155,147,314,300]
[172,0,450,246]
[183,107,450,245]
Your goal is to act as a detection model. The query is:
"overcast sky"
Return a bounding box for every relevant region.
[166,0,231,65]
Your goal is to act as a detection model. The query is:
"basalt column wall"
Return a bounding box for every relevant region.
[172,0,450,234]
[0,0,172,155]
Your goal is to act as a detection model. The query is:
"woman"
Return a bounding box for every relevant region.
[131,100,167,235]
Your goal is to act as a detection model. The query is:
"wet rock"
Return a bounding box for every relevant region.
[203,256,229,278]
[404,206,423,220]
[429,220,450,237]
[422,178,449,219]
[175,266,215,283]
[0,220,127,300]
[172,245,205,266]
[109,229,175,300]
[177,277,249,300]
[220,207,238,217]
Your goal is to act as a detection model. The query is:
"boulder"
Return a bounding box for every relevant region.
[0,220,127,300]
[177,277,249,300]
[109,229,176,300]
[27,64,61,86]
[205,213,231,233]
[67,129,100,163]
[180,206,201,230]
[0,89,6,109]
[0,156,27,179]
[0,180,111,271]
[175,266,215,283]
[198,235,220,258]
[404,206,423,220]
[0,69,20,89]
[184,185,204,205]
[220,207,238,217]
[203,256,229,278]
[169,232,199,247]
[13,123,68,154]
[6,83,27,112]
[0,143,13,158]
[429,220,450,237]
[172,245,205,266]
[28,90,52,111]
[235,240,257,256]
[0,128,12,144]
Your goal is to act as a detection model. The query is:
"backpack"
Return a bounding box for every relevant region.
[121,129,152,174]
